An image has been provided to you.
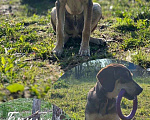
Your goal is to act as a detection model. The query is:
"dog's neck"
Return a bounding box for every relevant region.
[95,82,116,115]
[65,0,84,15]
[96,81,108,99]
[96,85,108,103]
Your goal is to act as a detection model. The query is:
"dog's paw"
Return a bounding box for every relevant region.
[52,47,63,56]
[79,47,90,56]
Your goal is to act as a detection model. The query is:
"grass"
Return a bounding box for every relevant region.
[0,98,53,119]
[0,0,150,119]
[48,77,150,119]
[46,60,150,119]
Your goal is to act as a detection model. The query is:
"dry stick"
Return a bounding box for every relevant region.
[24,111,49,120]
[24,99,41,120]
[23,99,53,120]
[24,110,39,120]
[52,104,60,120]
[32,99,41,120]
[23,99,42,120]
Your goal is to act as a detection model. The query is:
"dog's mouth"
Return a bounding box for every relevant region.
[123,87,143,100]
[124,93,136,100]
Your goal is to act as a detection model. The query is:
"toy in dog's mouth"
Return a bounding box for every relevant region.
[116,89,138,120]
[124,92,136,100]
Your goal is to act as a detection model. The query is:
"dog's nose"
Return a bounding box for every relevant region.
[140,87,143,93]
[137,87,143,95]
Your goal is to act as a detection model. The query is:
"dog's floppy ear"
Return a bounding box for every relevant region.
[96,66,116,92]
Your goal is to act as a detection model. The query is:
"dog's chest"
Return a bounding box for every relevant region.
[86,113,119,120]
[66,0,86,15]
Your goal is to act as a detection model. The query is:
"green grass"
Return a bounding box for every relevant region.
[0,0,150,119]
[0,98,52,119]
[47,77,150,120]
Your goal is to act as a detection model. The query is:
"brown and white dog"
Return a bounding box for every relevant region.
[85,64,143,120]
[51,0,105,56]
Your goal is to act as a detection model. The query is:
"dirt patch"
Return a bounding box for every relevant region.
[0,4,19,15]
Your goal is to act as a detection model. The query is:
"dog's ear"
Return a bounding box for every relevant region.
[96,66,116,92]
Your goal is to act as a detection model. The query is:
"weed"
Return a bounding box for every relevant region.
[30,83,51,98]
[51,92,65,99]
[115,17,137,32]
[132,49,150,68]
[53,80,69,89]
[6,83,24,93]
[0,55,27,83]
[122,38,144,50]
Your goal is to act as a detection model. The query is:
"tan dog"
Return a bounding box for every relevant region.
[85,64,143,120]
[51,0,105,56]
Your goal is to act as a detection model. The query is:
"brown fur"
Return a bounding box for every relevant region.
[85,64,143,120]
[51,0,105,56]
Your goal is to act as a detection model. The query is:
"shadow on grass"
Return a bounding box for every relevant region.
[48,37,113,71]
[21,0,56,15]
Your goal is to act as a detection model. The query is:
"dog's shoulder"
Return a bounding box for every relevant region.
[87,86,97,100]
[85,86,100,115]
[86,82,118,118]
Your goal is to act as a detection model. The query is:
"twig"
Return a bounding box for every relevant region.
[23,111,49,120]
[23,110,39,120]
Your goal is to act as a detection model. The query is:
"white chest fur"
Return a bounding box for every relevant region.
[65,0,87,15]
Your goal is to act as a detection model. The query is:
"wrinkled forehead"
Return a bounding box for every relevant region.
[115,67,133,80]
[97,64,133,78]
[117,66,132,75]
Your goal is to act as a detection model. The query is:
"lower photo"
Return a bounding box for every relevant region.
[0,59,150,120]
[47,59,149,120]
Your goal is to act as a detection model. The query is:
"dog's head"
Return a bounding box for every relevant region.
[96,64,143,100]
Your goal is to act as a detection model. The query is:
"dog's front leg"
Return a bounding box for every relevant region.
[53,0,66,56]
[79,0,93,56]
